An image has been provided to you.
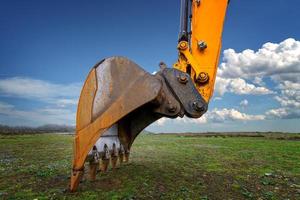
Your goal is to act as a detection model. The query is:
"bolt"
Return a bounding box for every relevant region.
[196,72,209,84]
[192,101,205,112]
[178,41,188,50]
[178,73,188,84]
[198,40,207,51]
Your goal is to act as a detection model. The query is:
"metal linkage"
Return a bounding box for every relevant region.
[160,68,208,118]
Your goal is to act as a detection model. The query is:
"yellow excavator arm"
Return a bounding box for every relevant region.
[70,0,229,192]
[175,0,229,102]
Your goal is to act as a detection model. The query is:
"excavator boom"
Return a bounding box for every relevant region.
[175,0,229,102]
[70,0,229,192]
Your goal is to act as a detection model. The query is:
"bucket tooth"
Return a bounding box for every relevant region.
[111,143,118,169]
[111,157,118,169]
[100,144,110,172]
[89,162,98,181]
[100,159,109,172]
[70,168,84,192]
[88,146,99,181]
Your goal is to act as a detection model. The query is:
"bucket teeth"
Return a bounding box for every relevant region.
[89,146,99,181]
[111,143,118,169]
[89,147,99,181]
[70,168,84,192]
[111,156,118,169]
[70,56,170,192]
[89,161,98,181]
[100,159,109,172]
[100,144,110,172]
[91,146,100,163]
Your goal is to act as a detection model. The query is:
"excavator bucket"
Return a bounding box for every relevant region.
[70,57,208,191]
[69,0,229,192]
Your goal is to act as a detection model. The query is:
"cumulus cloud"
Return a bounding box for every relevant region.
[218,38,300,82]
[253,77,265,86]
[206,108,265,122]
[217,38,300,119]
[215,77,274,96]
[266,81,300,119]
[0,77,81,106]
[266,108,288,119]
[215,38,300,96]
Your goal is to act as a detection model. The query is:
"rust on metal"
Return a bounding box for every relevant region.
[70,57,208,191]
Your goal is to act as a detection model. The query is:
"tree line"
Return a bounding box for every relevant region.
[0,124,75,135]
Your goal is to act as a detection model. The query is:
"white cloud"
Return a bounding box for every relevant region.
[0,77,80,126]
[213,97,222,101]
[215,77,274,96]
[153,108,264,126]
[156,117,168,126]
[274,96,300,109]
[217,38,300,119]
[0,101,75,126]
[0,77,81,106]
[266,108,288,119]
[240,99,249,107]
[253,77,265,86]
[206,108,265,122]
[218,38,300,82]
[277,81,300,103]
[56,99,78,107]
[266,81,300,119]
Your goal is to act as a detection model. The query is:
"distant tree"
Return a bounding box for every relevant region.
[0,124,75,135]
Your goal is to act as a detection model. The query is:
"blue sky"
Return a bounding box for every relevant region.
[0,0,299,132]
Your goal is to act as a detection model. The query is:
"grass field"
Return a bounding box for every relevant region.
[0,134,299,200]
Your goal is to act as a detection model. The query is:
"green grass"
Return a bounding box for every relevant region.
[0,134,299,199]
